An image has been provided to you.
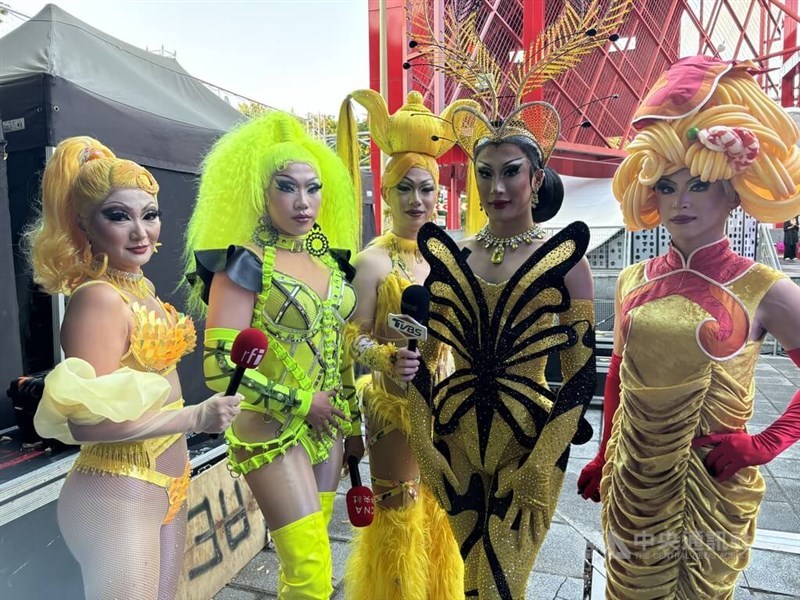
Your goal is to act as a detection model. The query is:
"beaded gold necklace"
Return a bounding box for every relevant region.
[101,265,151,299]
[475,223,545,265]
[387,231,422,283]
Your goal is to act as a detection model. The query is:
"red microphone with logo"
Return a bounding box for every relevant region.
[346,455,374,527]
[211,328,269,439]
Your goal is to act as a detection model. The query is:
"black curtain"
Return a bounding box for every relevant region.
[142,166,206,405]
[0,116,25,427]
[7,149,51,380]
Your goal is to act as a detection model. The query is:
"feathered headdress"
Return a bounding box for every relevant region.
[405,0,632,232]
[406,0,633,162]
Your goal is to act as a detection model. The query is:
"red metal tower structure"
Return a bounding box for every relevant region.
[367,0,799,233]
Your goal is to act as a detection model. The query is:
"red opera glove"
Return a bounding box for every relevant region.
[577,453,605,502]
[693,347,800,482]
[577,353,622,502]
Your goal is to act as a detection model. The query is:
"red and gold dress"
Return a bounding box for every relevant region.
[602,238,787,599]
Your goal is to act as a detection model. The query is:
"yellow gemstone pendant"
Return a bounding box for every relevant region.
[491,246,505,264]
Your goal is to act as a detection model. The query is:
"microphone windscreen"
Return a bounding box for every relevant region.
[346,455,374,527]
[346,486,374,527]
[230,328,269,369]
[400,285,430,326]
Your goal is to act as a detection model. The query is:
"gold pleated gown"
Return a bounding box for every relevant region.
[602,239,786,599]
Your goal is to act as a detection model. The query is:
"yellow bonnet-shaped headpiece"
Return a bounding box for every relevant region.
[337,89,474,212]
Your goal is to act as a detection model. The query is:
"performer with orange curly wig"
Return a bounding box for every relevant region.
[577,56,800,599]
[337,90,465,599]
[28,137,241,600]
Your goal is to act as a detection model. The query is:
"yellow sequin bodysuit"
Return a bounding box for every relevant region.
[344,233,464,600]
[602,238,787,599]
[409,222,596,599]
[51,279,196,524]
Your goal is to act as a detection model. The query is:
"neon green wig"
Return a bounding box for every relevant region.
[184,111,359,309]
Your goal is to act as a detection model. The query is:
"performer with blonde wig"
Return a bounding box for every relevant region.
[577,56,800,599]
[337,90,464,599]
[29,137,241,600]
[185,111,361,599]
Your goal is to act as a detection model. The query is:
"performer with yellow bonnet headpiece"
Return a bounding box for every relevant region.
[337,89,465,599]
[577,56,800,599]
[396,0,636,596]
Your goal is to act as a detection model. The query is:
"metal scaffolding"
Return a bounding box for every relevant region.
[367,0,799,231]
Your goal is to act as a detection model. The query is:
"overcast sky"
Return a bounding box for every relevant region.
[3,0,371,115]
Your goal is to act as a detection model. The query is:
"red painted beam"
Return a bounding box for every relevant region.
[521,0,545,103]
[781,0,799,107]
[368,0,383,233]
[368,0,410,234]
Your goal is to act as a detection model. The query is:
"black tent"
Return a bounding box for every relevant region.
[0,4,244,424]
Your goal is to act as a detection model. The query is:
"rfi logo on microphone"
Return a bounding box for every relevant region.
[242,348,266,368]
[387,314,428,341]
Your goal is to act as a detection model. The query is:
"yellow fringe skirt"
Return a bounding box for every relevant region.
[344,382,463,599]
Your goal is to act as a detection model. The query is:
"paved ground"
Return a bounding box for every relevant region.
[780,258,800,279]
[215,355,800,600]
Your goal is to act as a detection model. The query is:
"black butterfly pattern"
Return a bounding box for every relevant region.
[408,221,596,599]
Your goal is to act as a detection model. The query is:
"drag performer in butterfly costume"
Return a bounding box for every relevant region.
[338,90,465,599]
[401,1,633,596]
[185,112,361,599]
[577,57,800,599]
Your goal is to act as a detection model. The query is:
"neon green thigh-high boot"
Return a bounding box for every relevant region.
[270,511,334,599]
[319,491,337,527]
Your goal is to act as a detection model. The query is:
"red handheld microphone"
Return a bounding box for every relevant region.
[346,455,374,527]
[211,328,269,439]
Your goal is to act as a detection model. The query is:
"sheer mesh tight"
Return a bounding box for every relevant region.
[366,412,421,509]
[57,440,189,600]
[239,435,344,531]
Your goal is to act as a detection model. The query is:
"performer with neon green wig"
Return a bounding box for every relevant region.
[185,111,362,599]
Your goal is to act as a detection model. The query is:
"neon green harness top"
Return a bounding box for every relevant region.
[198,244,358,474]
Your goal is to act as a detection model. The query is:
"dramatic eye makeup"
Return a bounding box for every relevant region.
[654,180,675,194]
[274,177,321,194]
[101,208,129,222]
[100,204,161,222]
[275,178,297,193]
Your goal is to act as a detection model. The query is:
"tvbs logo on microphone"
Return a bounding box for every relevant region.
[241,348,266,368]
[388,314,428,341]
